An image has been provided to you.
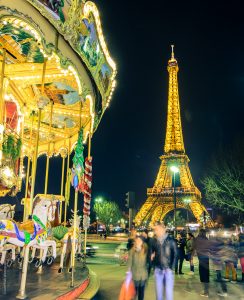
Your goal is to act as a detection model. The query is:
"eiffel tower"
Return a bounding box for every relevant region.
[135,46,213,227]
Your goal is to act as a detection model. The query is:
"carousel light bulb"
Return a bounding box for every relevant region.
[0,124,4,134]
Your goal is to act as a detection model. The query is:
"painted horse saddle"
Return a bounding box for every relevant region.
[18,220,35,234]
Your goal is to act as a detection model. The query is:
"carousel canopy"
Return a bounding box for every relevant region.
[0,0,117,157]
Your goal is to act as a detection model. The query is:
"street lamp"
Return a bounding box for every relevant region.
[95,197,103,203]
[170,165,179,237]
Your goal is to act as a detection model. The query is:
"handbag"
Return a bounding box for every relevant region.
[118,272,136,300]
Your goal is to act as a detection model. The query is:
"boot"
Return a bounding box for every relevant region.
[190,265,194,272]
[242,273,244,282]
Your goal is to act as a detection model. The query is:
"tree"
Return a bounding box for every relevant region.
[94,200,122,232]
[164,211,187,227]
[202,146,244,223]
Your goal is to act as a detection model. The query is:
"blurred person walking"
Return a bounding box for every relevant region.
[175,233,186,275]
[195,229,210,297]
[223,238,237,283]
[238,233,244,282]
[127,236,148,300]
[185,232,195,274]
[127,228,137,251]
[141,229,153,276]
[150,222,177,300]
[210,237,228,297]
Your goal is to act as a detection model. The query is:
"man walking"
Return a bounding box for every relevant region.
[175,233,186,275]
[150,222,177,300]
[195,229,210,297]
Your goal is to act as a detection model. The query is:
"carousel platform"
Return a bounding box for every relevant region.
[0,261,99,300]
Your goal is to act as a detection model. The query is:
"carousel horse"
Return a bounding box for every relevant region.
[58,214,83,273]
[0,204,16,267]
[29,220,58,267]
[0,195,57,266]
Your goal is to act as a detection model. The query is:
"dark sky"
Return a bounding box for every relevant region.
[5,1,244,215]
[90,0,244,208]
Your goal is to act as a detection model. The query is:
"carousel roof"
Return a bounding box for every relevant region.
[0,0,117,157]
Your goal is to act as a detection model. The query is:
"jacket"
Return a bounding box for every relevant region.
[150,234,177,270]
[186,238,195,254]
[127,245,148,281]
[175,238,186,258]
[238,234,244,258]
[195,236,210,259]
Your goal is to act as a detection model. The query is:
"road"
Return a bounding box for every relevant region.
[88,241,244,300]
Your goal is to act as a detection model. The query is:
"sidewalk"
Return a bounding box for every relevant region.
[93,263,244,300]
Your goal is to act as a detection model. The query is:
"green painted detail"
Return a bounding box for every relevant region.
[33,215,46,231]
[52,225,68,240]
[24,231,31,245]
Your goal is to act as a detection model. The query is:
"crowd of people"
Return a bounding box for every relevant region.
[120,223,244,300]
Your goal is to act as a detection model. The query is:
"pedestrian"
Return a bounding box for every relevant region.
[127,236,148,300]
[141,229,153,276]
[210,237,228,297]
[223,238,237,283]
[127,228,137,251]
[195,229,210,297]
[175,233,186,275]
[185,232,195,274]
[150,222,177,300]
[238,233,244,282]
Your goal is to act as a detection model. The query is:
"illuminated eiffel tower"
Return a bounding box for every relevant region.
[135,46,213,227]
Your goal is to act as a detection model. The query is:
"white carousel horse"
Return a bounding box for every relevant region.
[0,204,16,267]
[58,214,83,273]
[0,195,57,266]
[29,221,57,267]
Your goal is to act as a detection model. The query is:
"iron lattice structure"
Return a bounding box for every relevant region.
[135,47,213,227]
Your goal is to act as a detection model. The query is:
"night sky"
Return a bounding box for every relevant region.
[91,0,244,209]
[5,1,244,216]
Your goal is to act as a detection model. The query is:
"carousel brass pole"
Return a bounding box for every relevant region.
[59,151,66,223]
[44,100,53,194]
[18,114,25,189]
[71,101,83,287]
[24,116,34,221]
[17,59,47,300]
[64,139,70,225]
[71,190,78,287]
[0,48,6,164]
[0,48,6,124]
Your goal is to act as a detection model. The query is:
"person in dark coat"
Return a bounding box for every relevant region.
[150,222,177,300]
[210,237,228,297]
[238,233,244,282]
[175,233,186,274]
[185,232,195,274]
[141,229,153,276]
[195,229,210,297]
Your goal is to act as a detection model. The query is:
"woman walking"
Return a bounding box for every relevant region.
[127,236,148,300]
[186,233,195,274]
[195,229,210,297]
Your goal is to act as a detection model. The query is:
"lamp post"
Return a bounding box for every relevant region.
[170,165,179,237]
[96,216,99,236]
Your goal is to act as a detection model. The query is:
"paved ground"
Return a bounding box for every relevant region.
[0,241,243,299]
[88,242,244,300]
[0,261,88,299]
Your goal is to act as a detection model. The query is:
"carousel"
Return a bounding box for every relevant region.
[0,0,116,298]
